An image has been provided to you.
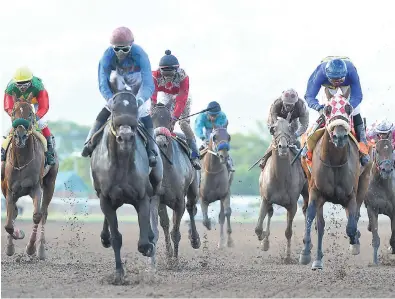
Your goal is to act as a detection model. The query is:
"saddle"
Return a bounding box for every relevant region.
[171,132,191,157]
[2,127,48,155]
[90,119,148,147]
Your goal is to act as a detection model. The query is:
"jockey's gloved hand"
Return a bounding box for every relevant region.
[136,97,144,107]
[311,103,325,112]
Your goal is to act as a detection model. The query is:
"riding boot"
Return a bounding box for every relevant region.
[186,138,201,170]
[1,148,6,162]
[81,120,105,157]
[258,146,273,170]
[145,128,158,167]
[355,123,370,166]
[45,136,56,166]
[227,156,235,172]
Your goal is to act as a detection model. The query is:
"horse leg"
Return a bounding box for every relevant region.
[186,183,201,249]
[25,186,43,256]
[100,196,124,285]
[389,217,395,254]
[170,200,185,260]
[312,199,325,270]
[100,217,111,248]
[367,205,380,264]
[299,189,318,265]
[158,202,173,258]
[255,197,268,242]
[5,194,25,256]
[285,201,297,259]
[217,200,226,249]
[201,199,211,230]
[224,192,234,248]
[137,195,156,258]
[262,204,274,251]
[148,195,160,270]
[346,194,360,255]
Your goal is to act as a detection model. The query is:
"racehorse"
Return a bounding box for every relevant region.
[90,91,163,284]
[1,94,58,260]
[200,127,234,248]
[151,103,201,263]
[299,94,372,270]
[365,138,395,264]
[255,115,309,259]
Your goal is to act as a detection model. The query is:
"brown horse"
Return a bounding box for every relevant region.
[299,95,371,270]
[1,97,58,260]
[255,115,309,259]
[365,138,395,264]
[200,127,234,248]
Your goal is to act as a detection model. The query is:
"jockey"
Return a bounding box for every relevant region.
[2,67,56,165]
[151,50,201,170]
[81,26,157,167]
[367,118,395,165]
[258,88,309,169]
[194,101,234,172]
[304,57,370,166]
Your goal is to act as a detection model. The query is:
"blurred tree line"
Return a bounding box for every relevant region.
[49,120,271,196]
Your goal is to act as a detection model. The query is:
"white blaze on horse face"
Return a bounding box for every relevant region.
[123,100,130,107]
[20,107,23,114]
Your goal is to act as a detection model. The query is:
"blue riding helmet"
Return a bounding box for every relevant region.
[207,101,221,115]
[325,59,347,79]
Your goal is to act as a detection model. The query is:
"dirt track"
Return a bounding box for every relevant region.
[1,217,395,298]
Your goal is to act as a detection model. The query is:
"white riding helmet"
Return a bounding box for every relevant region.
[375,118,394,134]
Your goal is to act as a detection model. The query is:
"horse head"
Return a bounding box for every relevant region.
[374,139,394,180]
[323,94,353,148]
[110,91,139,152]
[209,127,231,164]
[269,114,292,158]
[11,93,35,148]
[151,103,172,149]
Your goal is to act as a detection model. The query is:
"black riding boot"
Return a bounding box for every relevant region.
[45,136,56,165]
[146,128,158,167]
[81,120,105,157]
[187,138,201,170]
[1,148,6,162]
[258,146,273,170]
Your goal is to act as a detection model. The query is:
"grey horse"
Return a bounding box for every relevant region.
[365,138,395,264]
[151,103,201,263]
[90,91,163,284]
[255,115,309,258]
[200,127,234,248]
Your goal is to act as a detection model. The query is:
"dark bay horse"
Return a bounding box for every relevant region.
[200,127,234,248]
[90,92,163,284]
[299,95,372,270]
[151,103,200,263]
[1,96,58,260]
[365,138,395,264]
[255,115,309,258]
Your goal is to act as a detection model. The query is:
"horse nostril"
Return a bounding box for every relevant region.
[116,136,123,143]
[278,144,282,148]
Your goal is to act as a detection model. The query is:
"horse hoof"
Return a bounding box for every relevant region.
[101,237,111,248]
[312,260,323,270]
[113,269,125,285]
[227,238,234,248]
[191,237,201,249]
[203,219,212,230]
[6,244,15,256]
[26,244,36,256]
[261,238,269,251]
[38,243,46,260]
[217,239,226,249]
[138,242,156,257]
[255,227,264,241]
[299,253,311,265]
[349,244,360,255]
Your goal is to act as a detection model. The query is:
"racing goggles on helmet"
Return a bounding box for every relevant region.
[112,45,131,53]
[15,80,32,92]
[377,132,391,140]
[159,66,178,78]
[328,77,345,85]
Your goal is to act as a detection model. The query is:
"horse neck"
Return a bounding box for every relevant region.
[270,147,292,179]
[10,135,35,168]
[162,138,174,164]
[204,144,223,172]
[107,131,136,178]
[320,130,348,165]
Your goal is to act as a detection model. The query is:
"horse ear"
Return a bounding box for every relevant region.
[344,103,353,116]
[27,92,34,102]
[324,105,332,117]
[286,112,292,122]
[269,125,275,135]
